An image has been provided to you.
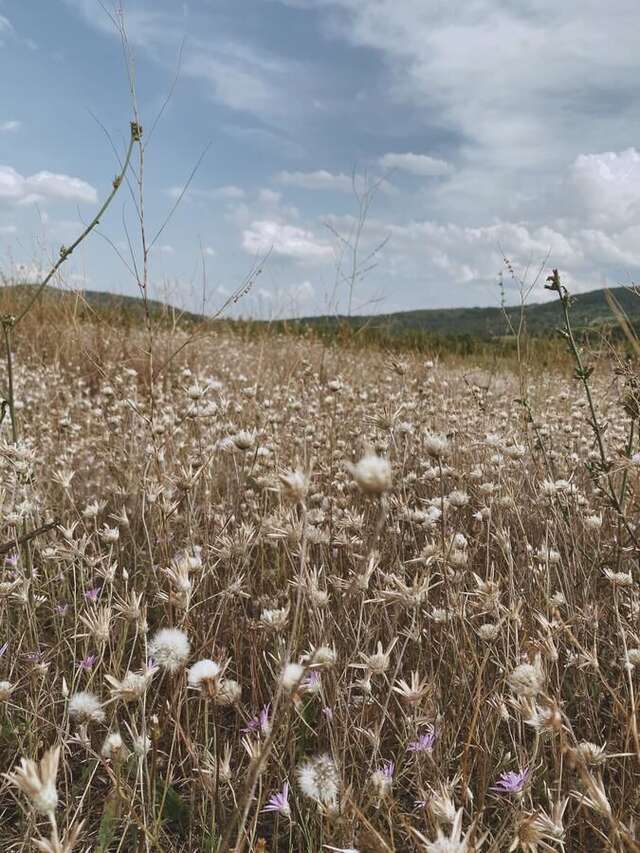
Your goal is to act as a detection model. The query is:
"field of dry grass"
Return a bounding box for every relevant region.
[1,310,640,852]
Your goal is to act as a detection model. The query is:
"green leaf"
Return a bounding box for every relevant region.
[158,783,190,834]
[95,791,121,852]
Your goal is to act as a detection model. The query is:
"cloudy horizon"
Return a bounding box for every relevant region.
[1,0,640,317]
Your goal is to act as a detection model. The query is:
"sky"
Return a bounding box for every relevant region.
[1,0,640,317]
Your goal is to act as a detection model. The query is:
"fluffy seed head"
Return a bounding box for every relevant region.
[149,627,191,673]
[68,691,105,724]
[297,754,340,807]
[347,450,392,495]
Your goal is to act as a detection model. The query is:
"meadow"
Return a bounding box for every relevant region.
[1,285,640,852]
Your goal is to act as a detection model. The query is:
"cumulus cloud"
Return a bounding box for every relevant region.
[0,165,97,205]
[567,148,640,228]
[242,220,333,260]
[379,152,452,177]
[276,170,354,192]
[58,0,640,310]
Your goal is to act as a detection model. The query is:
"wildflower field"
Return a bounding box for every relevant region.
[1,300,640,852]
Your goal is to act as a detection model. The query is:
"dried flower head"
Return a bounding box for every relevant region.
[5,744,60,815]
[508,656,544,698]
[297,754,340,808]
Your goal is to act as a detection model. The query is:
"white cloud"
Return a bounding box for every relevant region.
[292,279,315,300]
[0,121,20,133]
[203,246,216,256]
[0,224,17,235]
[0,165,97,205]
[258,189,283,206]
[567,148,640,228]
[300,0,640,246]
[151,244,175,254]
[276,170,354,192]
[379,152,452,177]
[242,220,333,260]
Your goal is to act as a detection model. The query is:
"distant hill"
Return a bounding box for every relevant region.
[0,283,203,325]
[1,282,638,341]
[296,285,640,340]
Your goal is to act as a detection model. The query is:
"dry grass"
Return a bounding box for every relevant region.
[1,310,640,852]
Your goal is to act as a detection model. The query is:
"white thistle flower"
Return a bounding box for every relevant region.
[424,433,450,460]
[0,680,14,701]
[148,627,190,673]
[68,691,105,724]
[508,656,544,698]
[346,450,392,495]
[188,659,222,689]
[281,662,305,691]
[297,754,340,808]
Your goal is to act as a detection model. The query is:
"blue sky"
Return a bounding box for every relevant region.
[2,0,640,316]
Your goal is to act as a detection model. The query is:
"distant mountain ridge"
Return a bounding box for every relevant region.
[296,285,640,339]
[1,282,637,339]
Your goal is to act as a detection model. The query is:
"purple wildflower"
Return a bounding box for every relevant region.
[85,586,101,603]
[407,728,436,754]
[262,781,290,818]
[79,654,97,671]
[380,760,395,781]
[242,703,271,735]
[56,602,69,616]
[491,767,530,795]
[4,552,18,568]
[301,671,321,693]
[322,705,334,721]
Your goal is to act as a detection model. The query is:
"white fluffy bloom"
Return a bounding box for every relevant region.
[279,468,310,503]
[215,678,242,706]
[68,691,105,724]
[101,732,128,761]
[477,623,500,641]
[508,657,545,698]
[424,433,450,460]
[297,754,339,807]
[132,734,152,757]
[624,648,640,671]
[347,451,392,495]
[188,659,221,688]
[281,662,305,691]
[0,680,14,701]
[149,627,190,673]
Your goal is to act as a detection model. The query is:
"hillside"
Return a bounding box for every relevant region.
[1,282,637,340]
[0,283,203,325]
[297,285,640,339]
